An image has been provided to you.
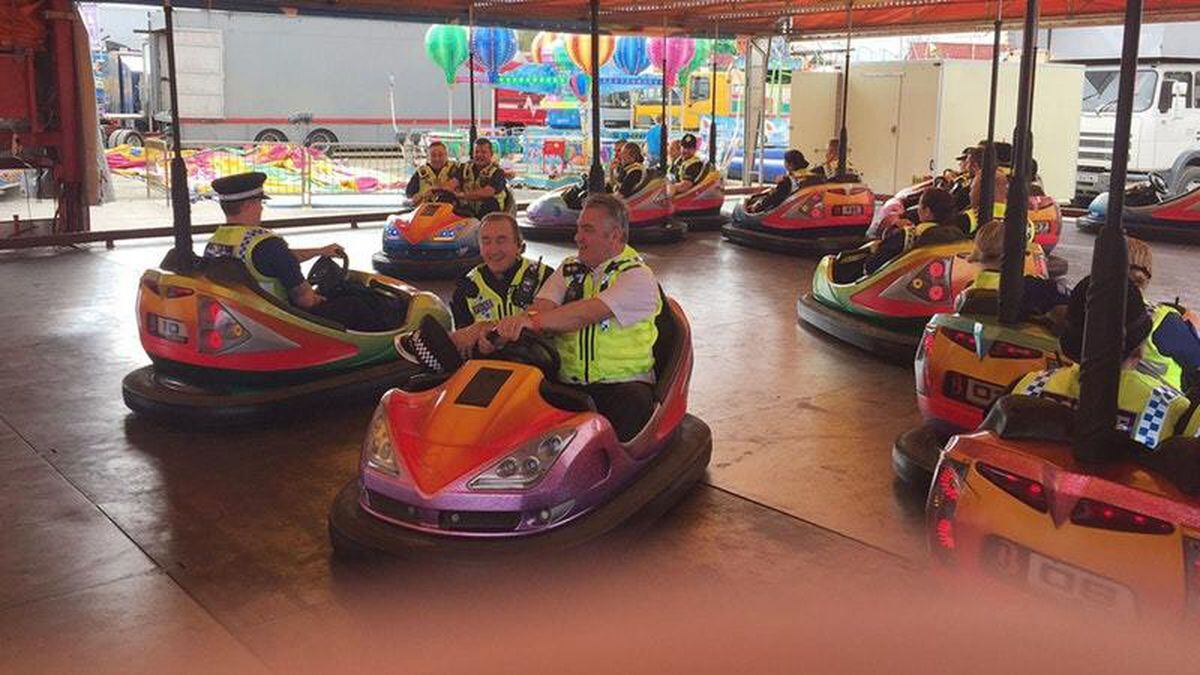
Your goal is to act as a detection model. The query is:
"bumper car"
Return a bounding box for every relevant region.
[928,396,1200,623]
[722,177,875,255]
[123,253,451,425]
[797,230,1048,363]
[1078,172,1200,244]
[877,178,1063,254]
[372,190,514,280]
[328,298,713,559]
[891,288,1067,486]
[521,175,684,244]
[671,164,728,231]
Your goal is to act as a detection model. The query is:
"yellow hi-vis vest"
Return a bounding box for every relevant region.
[1141,304,1186,390]
[614,161,646,195]
[463,258,550,323]
[671,155,704,183]
[203,224,288,301]
[900,221,944,252]
[416,161,457,194]
[1013,363,1192,449]
[556,246,661,385]
[964,202,1037,241]
[459,161,507,210]
[788,168,818,191]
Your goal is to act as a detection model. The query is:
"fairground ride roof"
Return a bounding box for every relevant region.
[149,0,1200,38]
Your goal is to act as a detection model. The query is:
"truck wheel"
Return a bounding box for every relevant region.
[1173,165,1200,196]
[124,131,144,148]
[304,129,338,154]
[254,128,289,144]
[106,129,125,148]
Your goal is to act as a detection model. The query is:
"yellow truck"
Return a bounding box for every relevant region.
[633,71,732,130]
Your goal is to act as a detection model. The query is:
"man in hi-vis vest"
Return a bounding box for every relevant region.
[203,172,392,331]
[405,140,458,205]
[496,193,662,442]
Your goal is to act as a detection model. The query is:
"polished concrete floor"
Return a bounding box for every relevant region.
[1,222,1197,672]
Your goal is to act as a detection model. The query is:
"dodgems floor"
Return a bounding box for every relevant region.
[0,224,1196,672]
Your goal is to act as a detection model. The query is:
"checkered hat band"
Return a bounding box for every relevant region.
[217,187,264,201]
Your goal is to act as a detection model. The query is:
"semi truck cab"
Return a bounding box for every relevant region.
[1075,63,1200,203]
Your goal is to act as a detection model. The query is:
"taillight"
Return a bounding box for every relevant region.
[198,296,250,354]
[1069,498,1174,535]
[988,340,1042,360]
[941,327,977,352]
[908,259,951,303]
[1185,537,1200,619]
[927,458,968,564]
[915,326,937,395]
[976,462,1048,513]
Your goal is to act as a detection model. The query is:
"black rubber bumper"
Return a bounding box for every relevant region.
[721,223,867,256]
[122,360,422,427]
[892,421,952,487]
[1077,214,1200,244]
[796,292,923,364]
[328,413,713,562]
[521,219,687,244]
[371,251,482,281]
[674,209,730,232]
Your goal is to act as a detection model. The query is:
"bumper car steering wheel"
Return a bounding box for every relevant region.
[1149,172,1169,197]
[489,329,561,380]
[307,252,349,296]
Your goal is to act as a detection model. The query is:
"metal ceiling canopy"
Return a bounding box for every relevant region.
[128,0,1200,38]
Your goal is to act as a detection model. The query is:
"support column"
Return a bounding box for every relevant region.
[742,36,768,186]
[162,0,193,269]
[587,0,604,192]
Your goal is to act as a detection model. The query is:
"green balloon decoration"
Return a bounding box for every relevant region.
[425,25,469,85]
[714,38,738,55]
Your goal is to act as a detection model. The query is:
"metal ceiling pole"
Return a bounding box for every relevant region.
[997,0,1039,326]
[162,0,193,269]
[1074,0,1143,464]
[660,23,669,173]
[468,5,478,148]
[836,1,852,177]
[708,24,718,166]
[976,3,1002,228]
[587,0,604,192]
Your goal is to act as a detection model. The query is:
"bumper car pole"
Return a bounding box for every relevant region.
[998,0,1039,326]
[708,24,718,167]
[162,0,194,271]
[836,2,852,178]
[1074,0,1142,463]
[468,6,477,148]
[976,9,1002,225]
[659,18,668,175]
[587,0,605,193]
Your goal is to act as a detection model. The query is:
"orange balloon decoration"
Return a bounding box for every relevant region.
[564,33,614,74]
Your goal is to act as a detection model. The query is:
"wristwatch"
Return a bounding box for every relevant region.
[527,309,543,332]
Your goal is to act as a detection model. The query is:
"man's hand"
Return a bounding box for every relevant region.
[475,330,497,355]
[496,314,533,342]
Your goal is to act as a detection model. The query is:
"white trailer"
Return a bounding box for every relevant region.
[146,10,483,145]
[788,59,1085,201]
[1046,22,1200,203]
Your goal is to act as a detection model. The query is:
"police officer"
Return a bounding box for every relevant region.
[1116,238,1200,392]
[496,193,662,442]
[753,149,817,213]
[405,140,458,205]
[669,133,705,195]
[1015,281,1193,451]
[612,142,647,198]
[203,172,391,331]
[454,138,509,218]
[447,212,552,358]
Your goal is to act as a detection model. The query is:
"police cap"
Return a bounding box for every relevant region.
[212,171,270,202]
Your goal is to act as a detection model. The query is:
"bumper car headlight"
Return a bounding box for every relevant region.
[468,430,577,491]
[363,403,400,476]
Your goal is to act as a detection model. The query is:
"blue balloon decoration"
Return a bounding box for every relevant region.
[613,36,650,76]
[471,27,518,83]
